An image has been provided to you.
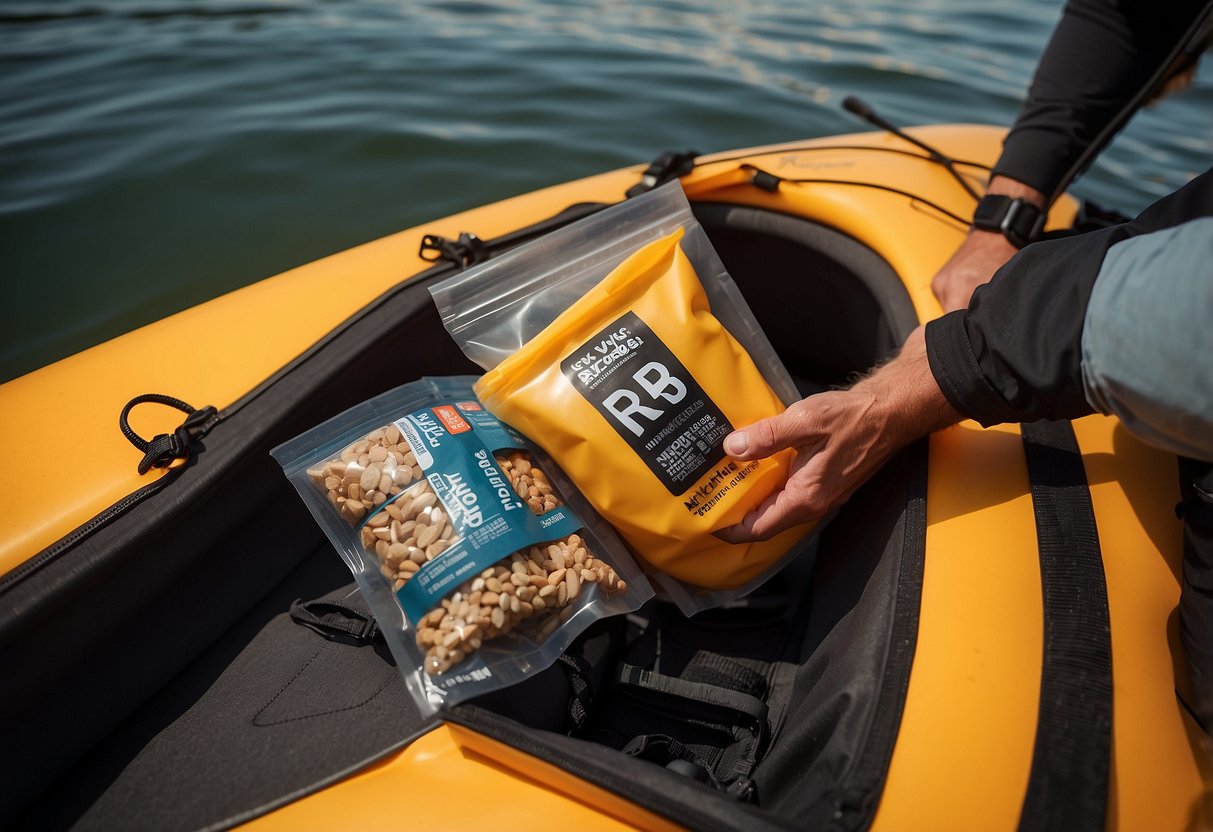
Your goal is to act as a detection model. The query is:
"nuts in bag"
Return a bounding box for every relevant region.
[272,376,651,715]
[432,183,812,609]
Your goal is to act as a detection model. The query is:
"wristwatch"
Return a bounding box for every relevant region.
[972,194,1044,248]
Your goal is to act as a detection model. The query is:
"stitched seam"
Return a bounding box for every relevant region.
[252,646,324,725]
[253,645,397,727]
[254,671,396,727]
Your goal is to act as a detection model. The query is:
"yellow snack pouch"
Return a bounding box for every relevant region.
[473,227,806,589]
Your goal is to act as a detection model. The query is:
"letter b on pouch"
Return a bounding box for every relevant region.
[561,311,733,495]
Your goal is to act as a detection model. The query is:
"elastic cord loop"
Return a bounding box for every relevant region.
[118,394,219,474]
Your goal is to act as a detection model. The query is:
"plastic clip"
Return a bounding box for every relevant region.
[419,232,489,268]
[626,149,699,198]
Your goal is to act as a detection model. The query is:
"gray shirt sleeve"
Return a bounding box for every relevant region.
[1081,216,1213,461]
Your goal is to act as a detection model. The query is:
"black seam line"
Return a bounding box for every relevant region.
[0,465,184,595]
[218,261,456,425]
[0,261,446,595]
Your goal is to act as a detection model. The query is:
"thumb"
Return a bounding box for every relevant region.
[724,400,819,460]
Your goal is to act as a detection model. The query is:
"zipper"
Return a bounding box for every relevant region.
[0,464,190,594]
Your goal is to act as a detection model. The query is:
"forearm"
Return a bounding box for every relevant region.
[994,0,1206,198]
[851,327,963,449]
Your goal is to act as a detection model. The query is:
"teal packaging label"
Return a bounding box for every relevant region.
[362,398,583,622]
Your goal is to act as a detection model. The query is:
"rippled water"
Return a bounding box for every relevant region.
[2,0,1209,382]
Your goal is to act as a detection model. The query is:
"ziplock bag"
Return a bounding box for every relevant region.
[272,376,651,715]
[431,183,811,605]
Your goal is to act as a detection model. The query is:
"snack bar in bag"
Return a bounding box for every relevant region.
[432,183,812,603]
[273,377,651,715]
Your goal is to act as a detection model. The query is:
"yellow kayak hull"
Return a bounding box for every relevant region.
[1,125,1206,831]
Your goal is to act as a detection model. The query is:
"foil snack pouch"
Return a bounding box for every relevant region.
[474,229,803,588]
[272,377,651,716]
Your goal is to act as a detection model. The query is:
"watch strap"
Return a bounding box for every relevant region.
[973,194,1044,248]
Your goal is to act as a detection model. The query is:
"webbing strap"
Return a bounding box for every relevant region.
[681,651,767,700]
[289,598,381,642]
[617,663,769,731]
[1017,420,1112,832]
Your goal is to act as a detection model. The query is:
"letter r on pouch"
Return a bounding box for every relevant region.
[603,389,664,437]
[603,361,688,436]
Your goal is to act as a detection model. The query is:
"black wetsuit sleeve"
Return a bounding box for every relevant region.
[926,169,1213,427]
[992,0,1208,198]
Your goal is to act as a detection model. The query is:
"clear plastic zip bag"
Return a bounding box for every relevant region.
[431,183,814,613]
[273,376,652,716]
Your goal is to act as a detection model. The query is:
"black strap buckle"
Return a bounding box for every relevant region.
[625,149,699,198]
[118,394,219,475]
[418,231,488,268]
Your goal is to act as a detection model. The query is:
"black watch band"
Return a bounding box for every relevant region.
[972,194,1044,248]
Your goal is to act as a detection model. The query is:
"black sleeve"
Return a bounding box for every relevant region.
[992,0,1208,198]
[926,169,1213,427]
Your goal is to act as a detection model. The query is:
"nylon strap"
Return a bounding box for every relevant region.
[289,598,381,642]
[1017,420,1112,832]
[616,663,769,730]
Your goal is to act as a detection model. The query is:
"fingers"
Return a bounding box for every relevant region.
[718,396,834,541]
[724,399,822,462]
[716,447,831,543]
[715,482,826,543]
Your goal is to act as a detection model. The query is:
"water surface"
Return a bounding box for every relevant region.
[2,0,1209,381]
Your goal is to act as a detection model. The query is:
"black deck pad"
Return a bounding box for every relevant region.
[20,558,429,832]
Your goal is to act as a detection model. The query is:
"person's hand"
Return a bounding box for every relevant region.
[931,229,1019,312]
[717,327,961,543]
[932,175,1046,312]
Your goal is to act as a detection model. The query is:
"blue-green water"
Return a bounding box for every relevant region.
[2,0,1209,383]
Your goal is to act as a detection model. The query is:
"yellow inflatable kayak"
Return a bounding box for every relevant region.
[0,124,1207,831]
